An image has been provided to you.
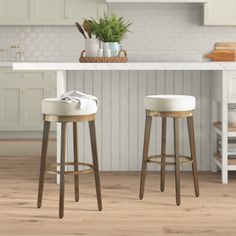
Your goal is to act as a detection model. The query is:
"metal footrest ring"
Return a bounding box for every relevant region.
[146,155,193,166]
[46,162,93,175]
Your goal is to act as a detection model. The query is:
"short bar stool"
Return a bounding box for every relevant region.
[139,95,199,206]
[37,98,102,218]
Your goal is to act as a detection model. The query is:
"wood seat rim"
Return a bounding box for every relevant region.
[147,110,193,118]
[43,114,96,122]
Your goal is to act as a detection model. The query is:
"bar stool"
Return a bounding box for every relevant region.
[37,97,102,218]
[139,95,199,206]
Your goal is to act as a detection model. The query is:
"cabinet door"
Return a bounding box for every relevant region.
[30,0,107,24]
[0,87,22,129]
[0,72,24,130]
[24,87,45,129]
[0,69,56,131]
[0,0,107,25]
[65,0,107,21]
[30,0,65,22]
[204,0,236,25]
[0,0,30,23]
[65,0,98,22]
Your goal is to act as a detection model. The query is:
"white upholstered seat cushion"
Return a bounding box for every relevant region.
[42,98,98,116]
[144,95,196,112]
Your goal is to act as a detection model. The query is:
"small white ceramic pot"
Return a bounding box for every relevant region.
[109,42,121,57]
[103,42,121,57]
[228,109,236,126]
[85,38,100,57]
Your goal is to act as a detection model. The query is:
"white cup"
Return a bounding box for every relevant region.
[85,38,100,57]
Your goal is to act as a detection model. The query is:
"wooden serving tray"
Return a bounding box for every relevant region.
[79,49,128,63]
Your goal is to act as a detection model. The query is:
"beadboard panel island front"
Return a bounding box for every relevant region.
[66,70,211,172]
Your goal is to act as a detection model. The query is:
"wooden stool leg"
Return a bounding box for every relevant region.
[59,122,66,219]
[37,121,50,208]
[73,122,79,202]
[160,117,167,192]
[89,120,102,211]
[174,118,180,206]
[187,116,200,197]
[139,112,152,200]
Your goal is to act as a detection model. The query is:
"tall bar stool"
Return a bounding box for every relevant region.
[139,95,199,206]
[37,97,102,218]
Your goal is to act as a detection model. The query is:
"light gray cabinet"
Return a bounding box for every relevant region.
[0,0,30,24]
[0,68,56,131]
[204,0,236,25]
[0,0,107,25]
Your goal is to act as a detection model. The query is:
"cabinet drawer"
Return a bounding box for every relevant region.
[228,72,236,101]
[0,71,46,80]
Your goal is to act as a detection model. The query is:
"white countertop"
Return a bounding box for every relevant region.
[12,62,236,71]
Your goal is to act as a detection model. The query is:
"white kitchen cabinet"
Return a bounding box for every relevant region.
[65,0,104,22]
[204,0,236,25]
[31,0,102,24]
[0,68,56,131]
[0,0,107,25]
[0,0,30,24]
[30,0,66,21]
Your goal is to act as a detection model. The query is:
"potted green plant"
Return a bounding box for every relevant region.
[91,13,131,57]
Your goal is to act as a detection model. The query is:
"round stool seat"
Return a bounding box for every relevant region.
[144,95,196,112]
[42,98,98,116]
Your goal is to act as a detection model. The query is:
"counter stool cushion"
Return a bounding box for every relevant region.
[42,98,98,116]
[144,95,196,112]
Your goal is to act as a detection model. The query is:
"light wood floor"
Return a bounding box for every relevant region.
[1,157,236,236]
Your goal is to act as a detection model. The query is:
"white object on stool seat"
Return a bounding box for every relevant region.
[60,91,99,109]
[42,98,98,116]
[144,95,196,112]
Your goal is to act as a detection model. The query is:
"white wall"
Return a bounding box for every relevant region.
[0,3,236,62]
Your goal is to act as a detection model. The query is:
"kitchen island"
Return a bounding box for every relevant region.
[13,62,236,184]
